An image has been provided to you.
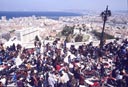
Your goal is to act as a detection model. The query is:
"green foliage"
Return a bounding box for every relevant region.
[91,30,115,40]
[61,25,74,36]
[75,34,83,42]
[65,34,72,42]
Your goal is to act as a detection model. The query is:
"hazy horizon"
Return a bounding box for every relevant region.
[0,0,127,12]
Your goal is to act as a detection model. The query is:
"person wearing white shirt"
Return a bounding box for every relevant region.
[48,73,56,87]
[0,77,6,86]
[59,71,70,87]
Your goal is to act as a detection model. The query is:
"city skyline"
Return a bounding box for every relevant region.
[0,0,127,11]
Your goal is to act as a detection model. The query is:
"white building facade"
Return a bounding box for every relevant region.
[15,27,40,44]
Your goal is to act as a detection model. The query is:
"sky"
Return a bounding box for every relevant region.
[0,0,127,11]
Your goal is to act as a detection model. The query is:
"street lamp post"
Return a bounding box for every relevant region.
[100,5,111,49]
[99,6,111,86]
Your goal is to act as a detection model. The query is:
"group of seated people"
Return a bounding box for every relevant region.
[0,38,128,87]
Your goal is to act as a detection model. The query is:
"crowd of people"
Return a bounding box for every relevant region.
[0,37,128,87]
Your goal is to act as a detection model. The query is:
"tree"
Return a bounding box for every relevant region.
[75,34,83,42]
[91,30,115,40]
[61,25,74,36]
[65,35,72,42]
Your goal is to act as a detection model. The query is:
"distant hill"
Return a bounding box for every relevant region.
[62,9,128,16]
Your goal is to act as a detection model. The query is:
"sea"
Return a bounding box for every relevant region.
[0,11,82,20]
